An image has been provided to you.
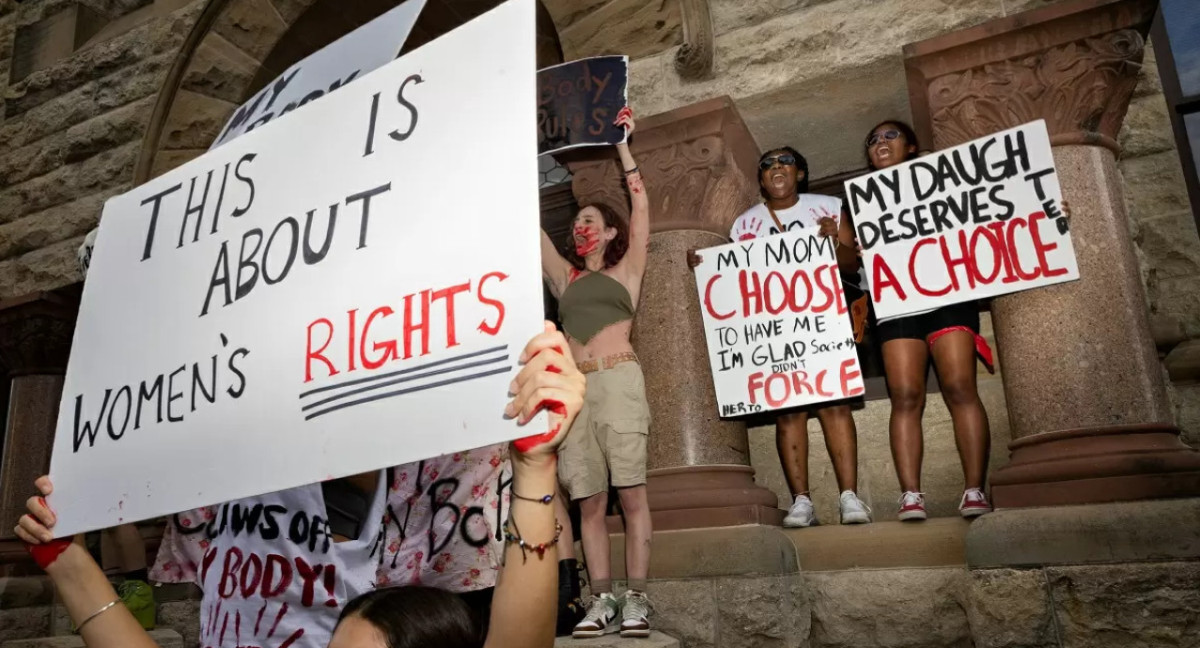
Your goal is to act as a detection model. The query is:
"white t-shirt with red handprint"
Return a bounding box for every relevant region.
[730,194,868,292]
[729,194,843,241]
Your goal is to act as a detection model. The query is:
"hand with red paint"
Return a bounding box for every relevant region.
[504,322,585,461]
[14,477,69,554]
[614,106,636,136]
[15,478,160,648]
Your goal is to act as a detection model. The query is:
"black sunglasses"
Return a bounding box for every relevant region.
[867,130,902,146]
[758,154,797,171]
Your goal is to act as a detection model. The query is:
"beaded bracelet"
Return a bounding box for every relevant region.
[503,517,563,563]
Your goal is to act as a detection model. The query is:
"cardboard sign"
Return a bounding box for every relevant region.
[209,0,428,149]
[694,231,865,417]
[47,0,543,537]
[845,120,1079,320]
[536,56,628,155]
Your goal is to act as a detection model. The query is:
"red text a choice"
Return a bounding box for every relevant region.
[871,211,1068,302]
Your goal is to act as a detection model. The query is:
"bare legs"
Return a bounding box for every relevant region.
[617,486,650,587]
[930,332,990,490]
[776,406,859,497]
[884,333,990,494]
[576,485,651,592]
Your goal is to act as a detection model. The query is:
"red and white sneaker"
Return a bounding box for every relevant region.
[959,488,992,518]
[898,491,927,521]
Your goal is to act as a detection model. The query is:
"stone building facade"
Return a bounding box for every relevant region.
[0,0,1198,646]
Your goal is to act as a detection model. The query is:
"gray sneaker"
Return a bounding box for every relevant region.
[620,590,653,638]
[573,592,621,638]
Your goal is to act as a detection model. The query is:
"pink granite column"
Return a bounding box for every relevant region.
[568,98,783,529]
[0,292,77,540]
[904,0,1200,507]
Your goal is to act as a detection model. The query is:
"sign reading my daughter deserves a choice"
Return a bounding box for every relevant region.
[47,0,545,537]
[845,120,1080,320]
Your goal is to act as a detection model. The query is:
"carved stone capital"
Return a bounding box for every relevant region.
[904,0,1156,152]
[567,97,761,236]
[0,292,78,376]
[675,0,715,79]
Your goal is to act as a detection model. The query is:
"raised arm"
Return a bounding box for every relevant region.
[541,229,572,298]
[485,324,585,648]
[614,108,650,282]
[15,479,162,648]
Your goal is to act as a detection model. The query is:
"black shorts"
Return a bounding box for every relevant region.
[875,301,980,344]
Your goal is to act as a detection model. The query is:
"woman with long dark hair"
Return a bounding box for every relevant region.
[862,120,993,521]
[15,324,586,648]
[539,107,654,638]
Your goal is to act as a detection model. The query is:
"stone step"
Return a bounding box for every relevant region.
[1,629,183,648]
[555,631,679,647]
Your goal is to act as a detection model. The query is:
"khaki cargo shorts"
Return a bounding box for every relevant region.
[559,361,651,500]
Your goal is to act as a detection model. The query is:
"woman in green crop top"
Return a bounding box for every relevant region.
[540,107,655,638]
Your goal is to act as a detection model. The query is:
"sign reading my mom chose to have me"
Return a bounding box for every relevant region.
[694,231,865,417]
[47,0,544,537]
[845,120,1080,320]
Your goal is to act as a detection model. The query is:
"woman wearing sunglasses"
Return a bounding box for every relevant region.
[539,107,655,638]
[724,146,872,528]
[863,120,993,521]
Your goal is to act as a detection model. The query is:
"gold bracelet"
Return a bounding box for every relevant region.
[76,598,121,631]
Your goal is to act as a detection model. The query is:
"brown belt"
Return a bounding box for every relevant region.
[577,352,638,374]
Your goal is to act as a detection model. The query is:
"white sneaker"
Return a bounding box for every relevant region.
[959,488,992,518]
[572,592,620,638]
[898,491,927,521]
[620,590,653,638]
[782,494,817,528]
[838,490,872,524]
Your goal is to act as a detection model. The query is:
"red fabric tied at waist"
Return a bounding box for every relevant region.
[926,326,995,374]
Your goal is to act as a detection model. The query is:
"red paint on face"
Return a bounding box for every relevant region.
[574,226,600,257]
[26,533,71,570]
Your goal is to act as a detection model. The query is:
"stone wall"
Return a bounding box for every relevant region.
[0,0,207,298]
[1120,42,1200,448]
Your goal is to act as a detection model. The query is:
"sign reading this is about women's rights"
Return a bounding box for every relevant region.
[845,120,1080,320]
[47,0,545,537]
[694,231,865,417]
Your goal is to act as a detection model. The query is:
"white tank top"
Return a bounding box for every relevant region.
[193,478,385,648]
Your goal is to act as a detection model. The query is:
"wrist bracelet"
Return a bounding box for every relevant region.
[503,517,563,563]
[512,491,555,505]
[76,599,121,631]
[623,166,640,176]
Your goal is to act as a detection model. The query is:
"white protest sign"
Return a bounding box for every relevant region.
[846,120,1079,320]
[47,0,542,537]
[694,231,864,417]
[209,0,427,149]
